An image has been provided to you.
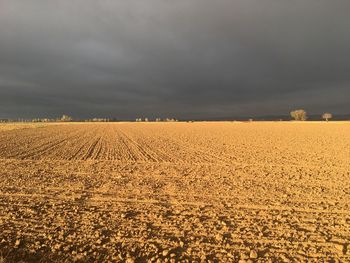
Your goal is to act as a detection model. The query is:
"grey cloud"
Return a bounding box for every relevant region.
[0,0,349,119]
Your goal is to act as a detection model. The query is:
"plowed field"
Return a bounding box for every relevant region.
[0,122,349,262]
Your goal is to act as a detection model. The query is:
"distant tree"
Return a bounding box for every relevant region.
[322,113,332,122]
[60,115,73,122]
[290,109,307,121]
[90,118,109,122]
[165,118,178,122]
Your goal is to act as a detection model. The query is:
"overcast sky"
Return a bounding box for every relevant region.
[0,0,349,119]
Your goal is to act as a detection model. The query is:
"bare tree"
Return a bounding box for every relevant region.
[60,115,73,122]
[290,109,307,121]
[322,113,332,122]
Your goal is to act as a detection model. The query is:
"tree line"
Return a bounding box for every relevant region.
[0,112,338,123]
[290,109,333,121]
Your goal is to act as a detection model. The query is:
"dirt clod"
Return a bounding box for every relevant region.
[249,250,258,259]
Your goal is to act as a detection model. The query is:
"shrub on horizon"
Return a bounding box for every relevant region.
[322,113,332,122]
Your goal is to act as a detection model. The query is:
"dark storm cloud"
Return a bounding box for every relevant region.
[0,0,349,119]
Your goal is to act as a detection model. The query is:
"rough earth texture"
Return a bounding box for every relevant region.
[0,122,349,262]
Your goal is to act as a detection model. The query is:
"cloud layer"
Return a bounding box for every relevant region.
[1,0,349,119]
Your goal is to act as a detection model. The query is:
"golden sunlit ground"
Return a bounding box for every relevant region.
[0,122,349,262]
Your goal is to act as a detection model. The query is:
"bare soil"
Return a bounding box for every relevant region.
[0,122,349,262]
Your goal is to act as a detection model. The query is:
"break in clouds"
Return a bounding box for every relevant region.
[0,0,349,119]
